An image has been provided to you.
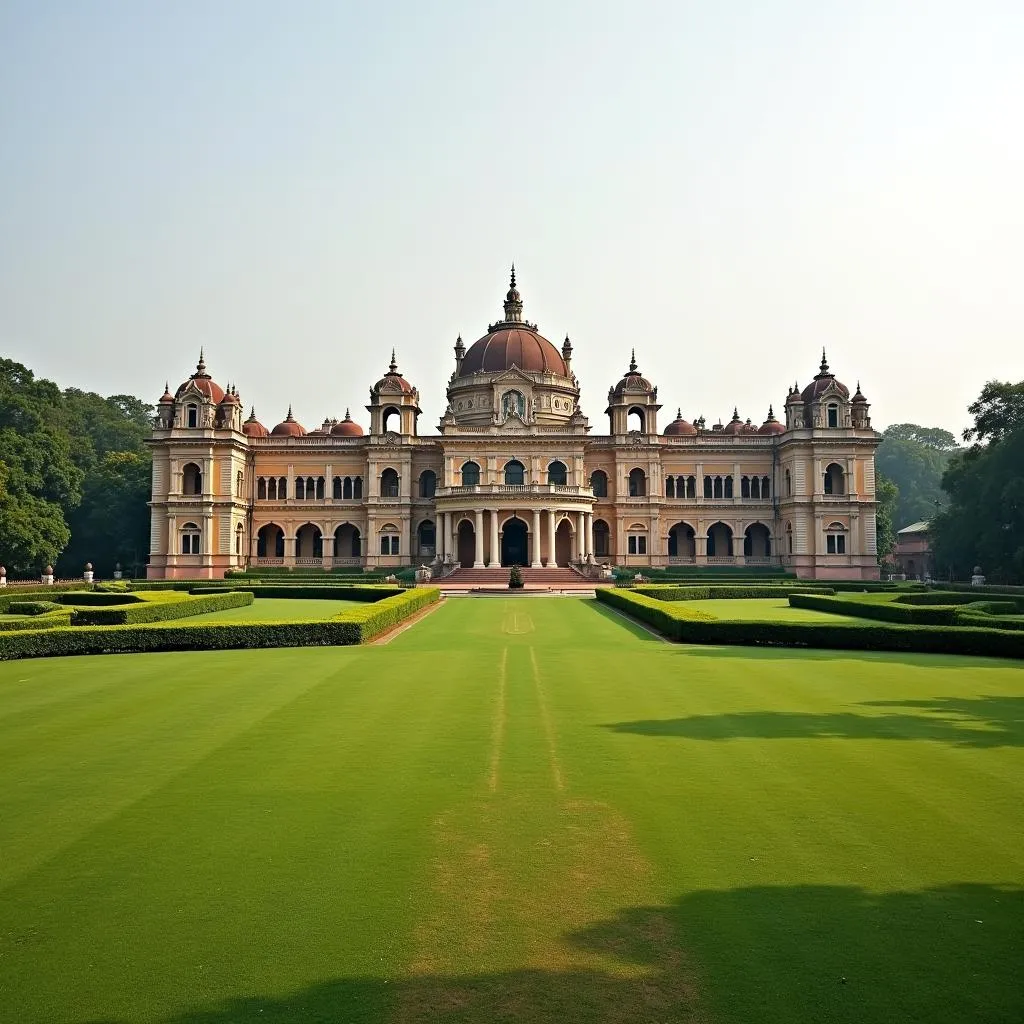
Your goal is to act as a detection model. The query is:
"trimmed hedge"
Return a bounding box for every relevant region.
[0,584,96,613]
[634,584,836,601]
[0,610,72,632]
[0,588,440,660]
[54,591,144,607]
[597,589,1024,660]
[7,600,63,615]
[788,593,960,625]
[71,591,254,626]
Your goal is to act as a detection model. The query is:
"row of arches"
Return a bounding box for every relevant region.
[459,460,568,487]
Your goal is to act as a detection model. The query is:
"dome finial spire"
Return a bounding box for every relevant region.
[820,347,829,374]
[510,263,516,289]
[629,348,638,373]
[503,264,523,322]
[389,349,398,373]
[196,348,207,376]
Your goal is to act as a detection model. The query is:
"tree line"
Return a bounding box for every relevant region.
[0,357,152,578]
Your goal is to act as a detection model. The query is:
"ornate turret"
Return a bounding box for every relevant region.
[606,351,661,434]
[368,352,421,435]
[503,264,523,322]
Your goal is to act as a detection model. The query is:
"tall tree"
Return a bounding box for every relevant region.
[875,473,899,564]
[932,380,1024,582]
[876,423,957,530]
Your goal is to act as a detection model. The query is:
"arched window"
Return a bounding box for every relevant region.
[703,476,713,499]
[741,476,750,498]
[547,461,567,486]
[504,460,525,486]
[268,477,277,500]
[666,476,676,498]
[333,476,342,499]
[461,461,480,486]
[235,523,244,555]
[278,477,287,500]
[762,476,770,498]
[187,405,198,428]
[379,523,400,555]
[628,468,646,497]
[381,406,401,433]
[626,523,647,555]
[381,468,399,497]
[593,519,611,557]
[686,476,696,499]
[724,476,734,499]
[785,469,792,496]
[713,476,723,499]
[343,476,353,500]
[305,476,315,500]
[353,476,363,499]
[827,404,839,428]
[825,521,847,554]
[419,470,437,498]
[706,521,733,557]
[824,463,845,495]
[257,477,267,500]
[180,522,201,554]
[750,477,760,499]
[182,463,202,495]
[590,470,608,497]
[295,477,305,500]
[628,407,646,433]
[236,471,244,496]
[417,519,436,555]
[316,477,325,500]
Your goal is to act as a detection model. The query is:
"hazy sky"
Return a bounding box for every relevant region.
[1,1,1022,437]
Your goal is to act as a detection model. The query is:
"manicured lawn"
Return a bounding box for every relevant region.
[0,598,1020,1023]
[684,596,865,621]
[180,597,361,622]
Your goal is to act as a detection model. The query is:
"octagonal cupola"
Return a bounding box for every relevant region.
[606,351,661,435]
[368,351,421,435]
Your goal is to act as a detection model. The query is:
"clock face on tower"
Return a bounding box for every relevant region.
[502,390,526,419]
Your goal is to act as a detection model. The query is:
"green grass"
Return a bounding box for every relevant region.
[686,597,865,622]
[178,597,362,622]
[0,598,1020,1023]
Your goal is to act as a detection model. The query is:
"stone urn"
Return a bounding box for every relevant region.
[42,565,55,585]
[0,566,6,587]
[113,562,123,580]
[971,565,986,587]
[83,562,94,584]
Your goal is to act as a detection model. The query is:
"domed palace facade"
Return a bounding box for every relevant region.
[147,270,881,580]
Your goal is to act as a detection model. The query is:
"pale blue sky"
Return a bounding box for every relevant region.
[1,1,1022,436]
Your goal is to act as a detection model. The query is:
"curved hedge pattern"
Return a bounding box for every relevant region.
[70,591,254,626]
[596,589,1024,660]
[0,588,440,660]
[633,585,836,601]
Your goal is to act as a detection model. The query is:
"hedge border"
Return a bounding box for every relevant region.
[71,591,254,626]
[633,584,837,601]
[0,588,441,660]
[596,589,1024,660]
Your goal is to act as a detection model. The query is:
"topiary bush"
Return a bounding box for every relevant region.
[509,565,524,589]
[7,600,63,615]
[55,591,144,607]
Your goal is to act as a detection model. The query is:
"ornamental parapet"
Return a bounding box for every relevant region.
[436,484,594,499]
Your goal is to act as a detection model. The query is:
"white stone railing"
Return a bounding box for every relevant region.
[436,484,594,498]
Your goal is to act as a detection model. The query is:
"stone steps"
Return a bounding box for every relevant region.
[444,566,590,587]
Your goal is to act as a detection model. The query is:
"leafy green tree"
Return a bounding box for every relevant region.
[874,473,899,564]
[932,380,1024,582]
[876,423,957,530]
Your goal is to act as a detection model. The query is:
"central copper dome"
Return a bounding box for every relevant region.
[458,267,569,378]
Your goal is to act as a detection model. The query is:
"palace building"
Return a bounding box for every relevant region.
[147,270,881,580]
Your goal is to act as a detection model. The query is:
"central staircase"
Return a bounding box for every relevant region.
[443,566,591,588]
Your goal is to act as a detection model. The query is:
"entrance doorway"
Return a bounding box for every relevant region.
[555,519,573,566]
[457,520,475,568]
[501,517,528,566]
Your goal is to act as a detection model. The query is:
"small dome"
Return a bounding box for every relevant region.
[175,351,226,404]
[331,409,365,436]
[801,349,850,402]
[373,351,416,394]
[722,408,744,435]
[741,417,759,435]
[852,381,868,404]
[758,405,786,435]
[158,382,174,405]
[218,384,241,407]
[664,408,698,436]
[270,406,306,437]
[242,408,269,438]
[612,351,653,396]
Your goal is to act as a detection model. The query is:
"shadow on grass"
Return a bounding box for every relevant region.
[602,695,1024,747]
[76,882,1022,1024]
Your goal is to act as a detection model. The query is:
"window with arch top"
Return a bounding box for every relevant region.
[547,460,567,486]
[380,468,400,497]
[461,461,480,486]
[419,470,437,498]
[590,469,608,497]
[180,522,201,554]
[823,463,845,495]
[182,463,202,495]
[628,468,647,497]
[186,405,198,428]
[827,404,839,428]
[504,460,525,486]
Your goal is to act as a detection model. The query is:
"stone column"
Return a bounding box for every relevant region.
[284,534,296,567]
[489,509,500,567]
[585,512,594,559]
[531,509,542,567]
[446,513,455,558]
[576,510,586,559]
[474,509,484,567]
[322,533,334,568]
[547,509,556,567]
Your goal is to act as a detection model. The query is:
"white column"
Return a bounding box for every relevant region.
[446,513,455,557]
[437,512,446,558]
[576,510,586,559]
[531,509,542,567]
[547,509,556,567]
[585,512,594,559]
[489,509,500,566]
[474,509,484,567]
